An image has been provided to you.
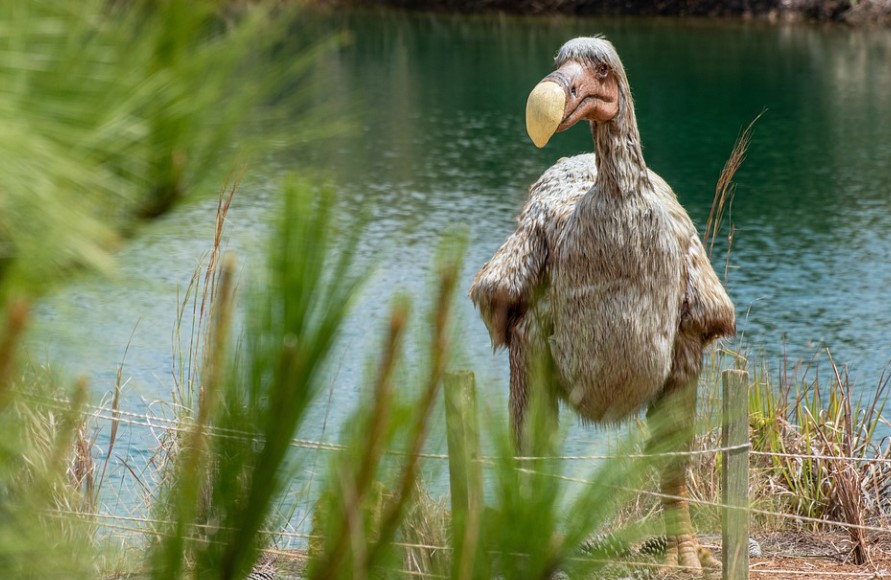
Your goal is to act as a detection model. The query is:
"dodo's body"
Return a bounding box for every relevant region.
[469,36,735,572]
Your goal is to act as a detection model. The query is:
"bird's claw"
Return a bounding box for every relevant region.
[659,534,720,576]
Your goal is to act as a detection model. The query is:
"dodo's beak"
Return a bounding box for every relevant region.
[525,59,617,148]
[526,81,565,149]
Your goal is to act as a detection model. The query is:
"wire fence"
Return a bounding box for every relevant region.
[22,391,891,466]
[20,388,891,578]
[21,391,754,461]
[23,390,891,517]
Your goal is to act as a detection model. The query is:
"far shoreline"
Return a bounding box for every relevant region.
[310,0,891,27]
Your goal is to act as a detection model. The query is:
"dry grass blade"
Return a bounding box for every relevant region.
[200,175,241,341]
[200,253,237,419]
[51,378,89,483]
[364,252,461,573]
[118,455,154,500]
[313,301,409,579]
[70,421,95,501]
[152,253,237,578]
[825,353,870,565]
[0,299,29,410]
[169,176,239,414]
[97,322,139,497]
[703,110,764,261]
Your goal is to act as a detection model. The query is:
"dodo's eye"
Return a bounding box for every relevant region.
[570,85,577,98]
[596,63,609,78]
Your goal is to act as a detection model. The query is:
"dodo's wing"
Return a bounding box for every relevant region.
[681,233,736,341]
[651,171,736,342]
[470,154,596,349]
[469,213,546,349]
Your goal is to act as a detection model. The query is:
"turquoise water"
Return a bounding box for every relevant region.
[33,12,891,519]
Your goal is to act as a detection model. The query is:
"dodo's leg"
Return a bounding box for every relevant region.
[646,379,720,573]
[508,335,530,450]
[509,316,558,454]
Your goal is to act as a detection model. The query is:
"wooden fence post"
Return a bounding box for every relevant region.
[444,371,484,580]
[721,369,750,580]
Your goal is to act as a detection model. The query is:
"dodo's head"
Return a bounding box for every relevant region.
[526,36,628,148]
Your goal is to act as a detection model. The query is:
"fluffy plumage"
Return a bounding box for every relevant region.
[469,37,734,430]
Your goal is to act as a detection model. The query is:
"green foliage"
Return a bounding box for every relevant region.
[0,1,344,570]
[150,179,365,579]
[483,418,652,578]
[0,0,332,293]
[307,238,463,579]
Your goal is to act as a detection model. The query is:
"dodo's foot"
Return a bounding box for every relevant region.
[659,534,720,576]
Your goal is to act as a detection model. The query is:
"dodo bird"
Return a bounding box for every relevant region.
[469,37,736,571]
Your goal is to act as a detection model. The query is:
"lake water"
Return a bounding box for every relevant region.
[33,12,891,519]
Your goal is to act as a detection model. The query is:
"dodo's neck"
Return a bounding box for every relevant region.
[590,95,648,196]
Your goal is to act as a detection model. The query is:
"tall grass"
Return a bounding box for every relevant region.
[746,352,890,561]
[144,178,363,578]
[673,346,891,566]
[0,364,97,577]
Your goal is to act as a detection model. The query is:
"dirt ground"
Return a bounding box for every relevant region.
[265,530,891,578]
[706,531,891,579]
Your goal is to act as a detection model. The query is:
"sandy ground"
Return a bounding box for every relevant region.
[703,531,891,580]
[265,530,891,578]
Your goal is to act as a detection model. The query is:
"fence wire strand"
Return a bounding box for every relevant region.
[752,449,891,465]
[512,465,891,537]
[21,392,751,461]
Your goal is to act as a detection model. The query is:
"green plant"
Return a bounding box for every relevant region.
[0,0,334,294]
[306,237,462,579]
[149,178,364,579]
[0,1,344,574]
[744,351,890,561]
